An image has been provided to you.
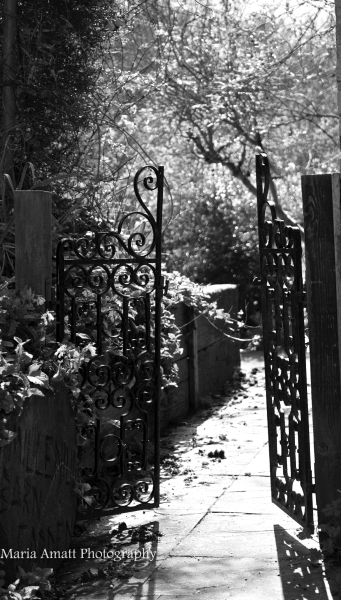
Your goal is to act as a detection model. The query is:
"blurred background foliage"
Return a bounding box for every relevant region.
[0,0,338,316]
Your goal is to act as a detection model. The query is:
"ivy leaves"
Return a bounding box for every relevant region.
[0,286,94,447]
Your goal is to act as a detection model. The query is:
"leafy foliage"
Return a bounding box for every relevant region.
[0,270,239,452]
[3,0,163,219]
[1,0,338,293]
[0,283,97,447]
[162,170,259,298]
[164,270,237,324]
[151,0,337,220]
[0,564,53,599]
[110,0,337,307]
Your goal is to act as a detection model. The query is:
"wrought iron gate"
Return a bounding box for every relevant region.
[56,165,163,517]
[256,153,314,531]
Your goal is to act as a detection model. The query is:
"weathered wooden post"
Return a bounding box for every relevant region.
[302,173,341,528]
[2,0,17,194]
[0,189,77,583]
[14,190,52,300]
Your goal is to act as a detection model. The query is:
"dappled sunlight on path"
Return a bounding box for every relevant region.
[50,351,341,599]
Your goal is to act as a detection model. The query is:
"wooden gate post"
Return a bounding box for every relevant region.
[302,173,341,527]
[14,190,52,299]
[4,190,77,581]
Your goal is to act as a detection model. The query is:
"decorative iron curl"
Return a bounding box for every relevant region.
[133,476,154,503]
[57,235,97,260]
[74,235,98,259]
[111,473,155,506]
[117,210,156,258]
[133,165,160,221]
[88,265,111,295]
[111,164,161,259]
[93,389,111,411]
[98,233,119,259]
[100,433,122,462]
[136,352,156,382]
[87,356,112,389]
[109,353,135,386]
[109,386,134,414]
[136,382,156,408]
[256,153,301,251]
[64,265,88,297]
[134,264,156,293]
[56,237,73,258]
[64,264,111,298]
[112,479,134,506]
[110,264,156,298]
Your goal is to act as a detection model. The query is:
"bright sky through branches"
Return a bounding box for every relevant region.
[239,0,333,20]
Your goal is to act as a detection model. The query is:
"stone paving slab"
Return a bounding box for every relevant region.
[169,515,301,557]
[211,484,279,515]
[110,555,281,598]
[110,550,329,599]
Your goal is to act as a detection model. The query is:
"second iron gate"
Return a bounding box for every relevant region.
[56,165,164,517]
[256,153,314,531]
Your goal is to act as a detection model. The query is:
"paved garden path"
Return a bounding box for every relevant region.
[52,352,341,600]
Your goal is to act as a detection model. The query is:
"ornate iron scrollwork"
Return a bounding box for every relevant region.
[256,153,314,531]
[56,166,163,516]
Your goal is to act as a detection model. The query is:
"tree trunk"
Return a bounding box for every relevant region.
[335,0,341,156]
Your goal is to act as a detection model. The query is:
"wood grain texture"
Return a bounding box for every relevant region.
[332,174,341,387]
[15,190,52,296]
[0,383,77,582]
[302,173,341,523]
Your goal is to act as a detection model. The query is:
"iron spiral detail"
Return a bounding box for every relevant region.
[56,166,163,516]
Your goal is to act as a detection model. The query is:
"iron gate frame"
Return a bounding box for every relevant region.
[55,165,164,517]
[256,153,314,531]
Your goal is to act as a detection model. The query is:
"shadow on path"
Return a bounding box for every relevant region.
[108,520,159,599]
[274,524,336,599]
[54,520,160,599]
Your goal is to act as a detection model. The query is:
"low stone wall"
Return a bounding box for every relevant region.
[160,284,240,431]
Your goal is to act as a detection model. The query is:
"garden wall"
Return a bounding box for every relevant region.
[160,284,240,431]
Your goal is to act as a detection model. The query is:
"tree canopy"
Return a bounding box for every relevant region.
[0,0,339,302]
